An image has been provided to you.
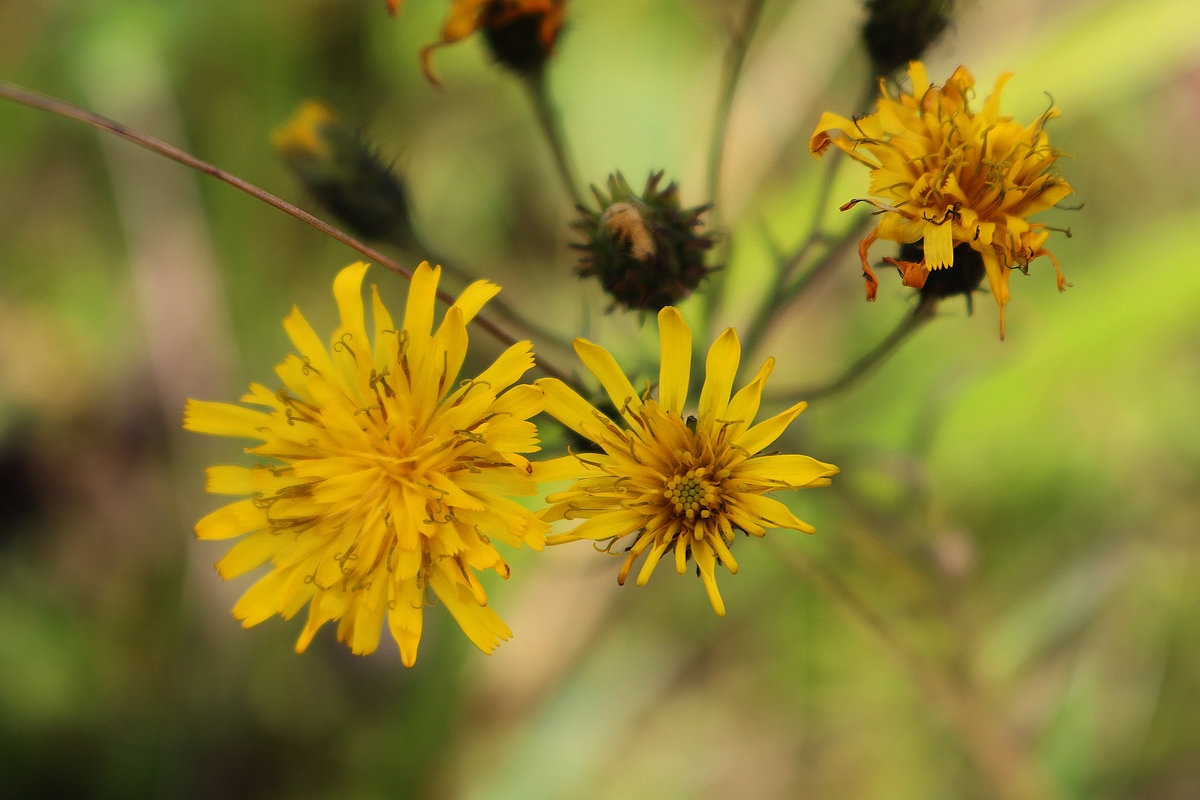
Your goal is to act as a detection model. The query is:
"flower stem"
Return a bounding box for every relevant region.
[738,216,868,361]
[0,79,578,385]
[705,0,766,213]
[796,298,937,402]
[704,0,767,320]
[522,70,584,209]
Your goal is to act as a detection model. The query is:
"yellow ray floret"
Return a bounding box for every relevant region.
[811,61,1074,338]
[184,262,547,665]
[538,307,839,616]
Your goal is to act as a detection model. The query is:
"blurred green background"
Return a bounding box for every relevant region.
[2,0,1198,798]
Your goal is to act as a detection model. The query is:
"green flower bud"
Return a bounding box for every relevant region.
[573,171,715,312]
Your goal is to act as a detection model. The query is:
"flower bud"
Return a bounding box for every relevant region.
[272,101,411,243]
[888,241,985,312]
[861,0,953,78]
[415,0,568,85]
[573,171,715,312]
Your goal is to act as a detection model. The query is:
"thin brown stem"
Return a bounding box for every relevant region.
[0,79,576,385]
[522,70,584,209]
[739,216,868,361]
[795,298,936,402]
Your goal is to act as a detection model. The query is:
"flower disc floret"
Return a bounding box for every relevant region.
[183,262,547,665]
[534,308,839,615]
[811,61,1074,338]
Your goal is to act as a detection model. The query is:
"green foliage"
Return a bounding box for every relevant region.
[1,1,1198,798]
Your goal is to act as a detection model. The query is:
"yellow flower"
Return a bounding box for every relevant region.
[391,0,567,85]
[811,61,1073,338]
[183,262,547,665]
[534,308,839,615]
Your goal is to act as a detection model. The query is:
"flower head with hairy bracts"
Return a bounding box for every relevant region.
[534,308,839,615]
[184,262,547,665]
[811,61,1074,338]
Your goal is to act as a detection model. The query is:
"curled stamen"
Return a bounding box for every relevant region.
[332,333,356,359]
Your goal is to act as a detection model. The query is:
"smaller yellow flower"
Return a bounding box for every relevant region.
[535,308,839,615]
[811,62,1073,338]
[391,0,567,85]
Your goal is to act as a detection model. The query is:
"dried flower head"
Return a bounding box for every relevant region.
[573,171,715,312]
[390,0,567,85]
[811,62,1074,338]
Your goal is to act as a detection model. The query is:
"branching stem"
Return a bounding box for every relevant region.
[0,79,577,385]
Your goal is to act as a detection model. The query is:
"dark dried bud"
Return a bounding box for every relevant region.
[573,171,715,312]
[895,240,986,312]
[862,0,953,77]
[481,0,567,76]
[272,101,411,243]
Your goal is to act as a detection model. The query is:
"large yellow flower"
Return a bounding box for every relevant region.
[811,61,1073,338]
[183,262,547,665]
[535,308,839,615]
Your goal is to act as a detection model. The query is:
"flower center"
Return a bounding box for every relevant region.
[663,469,720,522]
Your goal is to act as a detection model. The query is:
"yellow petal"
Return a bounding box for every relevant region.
[491,383,546,422]
[282,306,336,380]
[431,306,468,398]
[428,564,511,655]
[183,400,272,440]
[923,218,954,270]
[735,401,807,457]
[635,538,672,586]
[907,61,931,94]
[332,262,370,353]
[734,493,816,533]
[195,498,267,540]
[574,338,642,420]
[450,278,501,324]
[698,328,740,424]
[657,307,692,417]
[553,508,647,542]
[369,283,397,366]
[204,465,255,495]
[692,540,726,616]
[216,529,281,579]
[981,72,1015,123]
[404,261,441,343]
[537,378,614,440]
[531,455,590,484]
[735,454,839,487]
[465,341,535,398]
[723,357,774,439]
[387,580,424,667]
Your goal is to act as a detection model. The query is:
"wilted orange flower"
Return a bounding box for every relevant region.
[811,61,1073,338]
